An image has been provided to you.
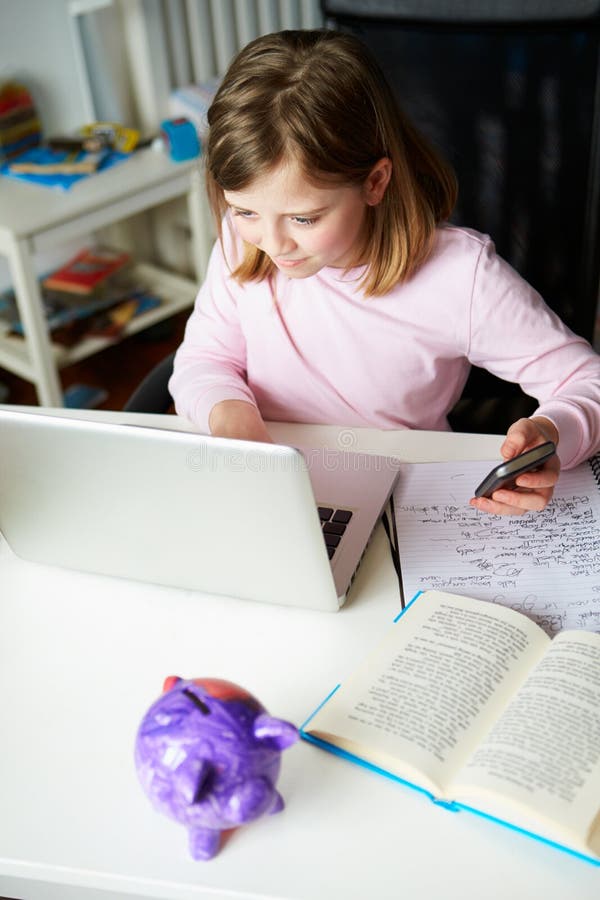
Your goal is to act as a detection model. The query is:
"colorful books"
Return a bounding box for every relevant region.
[301,589,600,866]
[0,81,42,162]
[0,259,161,346]
[42,247,131,295]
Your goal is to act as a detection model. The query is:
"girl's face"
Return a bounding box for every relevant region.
[223,157,388,279]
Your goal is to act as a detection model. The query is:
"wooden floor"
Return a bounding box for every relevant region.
[0,311,189,412]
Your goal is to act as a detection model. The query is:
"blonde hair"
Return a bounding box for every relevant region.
[206,29,457,296]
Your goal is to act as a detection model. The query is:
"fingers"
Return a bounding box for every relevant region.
[500,418,535,458]
[501,417,546,459]
[501,416,559,462]
[209,399,273,442]
[469,455,560,516]
[470,487,554,517]
[512,453,561,490]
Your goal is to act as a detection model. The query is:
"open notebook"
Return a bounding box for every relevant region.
[392,455,600,634]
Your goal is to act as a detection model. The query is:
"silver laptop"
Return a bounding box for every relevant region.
[0,409,399,611]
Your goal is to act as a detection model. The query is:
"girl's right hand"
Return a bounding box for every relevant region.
[208,400,273,443]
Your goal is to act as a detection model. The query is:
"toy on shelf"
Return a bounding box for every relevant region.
[134,676,298,860]
[79,121,140,153]
[159,117,200,162]
[8,148,108,176]
[1,120,139,189]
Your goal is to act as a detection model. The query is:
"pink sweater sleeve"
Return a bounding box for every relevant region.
[467,240,600,469]
[169,225,258,432]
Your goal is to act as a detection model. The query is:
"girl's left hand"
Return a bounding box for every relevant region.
[469,416,560,516]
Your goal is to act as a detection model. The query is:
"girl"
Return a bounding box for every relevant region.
[169,29,600,516]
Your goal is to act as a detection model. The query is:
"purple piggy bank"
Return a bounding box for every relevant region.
[134,676,298,859]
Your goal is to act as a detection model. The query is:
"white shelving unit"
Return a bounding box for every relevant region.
[0,148,213,405]
[0,262,198,373]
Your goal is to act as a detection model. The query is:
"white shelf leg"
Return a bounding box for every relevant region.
[7,236,64,407]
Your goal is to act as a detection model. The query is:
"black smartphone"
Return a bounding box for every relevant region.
[474,441,557,499]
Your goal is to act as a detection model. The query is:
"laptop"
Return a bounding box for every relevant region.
[0,409,399,611]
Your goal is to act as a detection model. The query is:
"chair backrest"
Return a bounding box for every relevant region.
[123,351,176,413]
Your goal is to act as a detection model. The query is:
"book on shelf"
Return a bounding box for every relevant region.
[0,146,128,190]
[80,293,161,341]
[42,247,131,295]
[46,292,161,347]
[0,268,161,346]
[301,589,600,865]
[9,148,108,175]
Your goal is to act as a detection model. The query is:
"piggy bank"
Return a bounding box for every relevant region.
[134,676,298,859]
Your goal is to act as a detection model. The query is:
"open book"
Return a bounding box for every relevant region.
[301,590,600,865]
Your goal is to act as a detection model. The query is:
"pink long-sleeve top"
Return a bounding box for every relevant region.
[169,219,600,469]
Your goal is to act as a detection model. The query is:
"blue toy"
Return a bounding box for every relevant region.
[160,118,200,162]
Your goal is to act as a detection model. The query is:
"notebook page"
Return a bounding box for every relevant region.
[393,459,600,635]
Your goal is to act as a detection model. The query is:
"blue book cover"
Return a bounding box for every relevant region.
[300,590,600,866]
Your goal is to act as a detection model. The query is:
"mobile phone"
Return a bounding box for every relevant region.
[474,441,557,499]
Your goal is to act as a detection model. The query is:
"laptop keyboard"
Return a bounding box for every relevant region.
[318,506,353,559]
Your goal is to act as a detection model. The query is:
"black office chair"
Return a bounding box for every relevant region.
[123,351,176,413]
[447,382,537,435]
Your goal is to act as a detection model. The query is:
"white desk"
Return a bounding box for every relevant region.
[0,417,597,900]
[0,149,211,406]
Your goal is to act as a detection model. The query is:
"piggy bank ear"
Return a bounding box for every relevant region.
[163,675,183,692]
[253,714,298,749]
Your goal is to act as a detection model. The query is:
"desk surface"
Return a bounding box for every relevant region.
[0,414,597,900]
